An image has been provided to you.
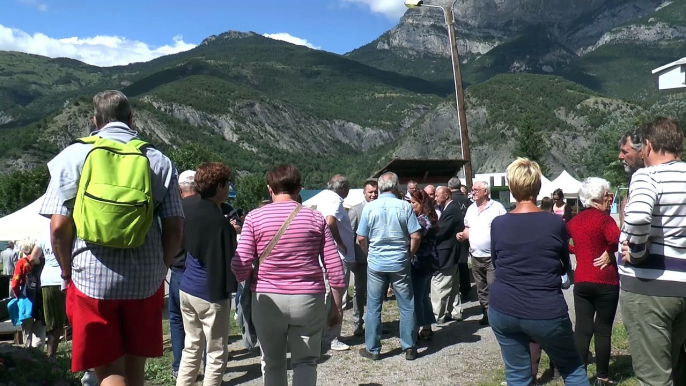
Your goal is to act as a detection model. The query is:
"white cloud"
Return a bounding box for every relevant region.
[341,0,407,19]
[0,24,196,67]
[262,33,321,50]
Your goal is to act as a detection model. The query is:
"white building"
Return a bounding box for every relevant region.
[652,58,686,90]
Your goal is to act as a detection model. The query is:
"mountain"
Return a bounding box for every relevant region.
[0,32,447,189]
[347,0,686,100]
[3,0,686,215]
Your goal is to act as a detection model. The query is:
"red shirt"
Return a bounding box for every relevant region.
[11,256,32,298]
[567,208,621,286]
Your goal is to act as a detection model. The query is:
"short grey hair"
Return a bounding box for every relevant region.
[618,128,643,151]
[179,170,196,191]
[378,172,399,193]
[475,180,490,194]
[447,177,461,190]
[93,90,132,127]
[579,177,611,209]
[327,174,350,193]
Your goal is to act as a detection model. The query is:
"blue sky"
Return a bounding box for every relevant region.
[0,0,408,66]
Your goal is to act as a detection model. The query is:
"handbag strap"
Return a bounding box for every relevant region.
[257,203,303,266]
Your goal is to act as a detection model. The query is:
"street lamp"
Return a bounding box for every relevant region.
[404,0,473,190]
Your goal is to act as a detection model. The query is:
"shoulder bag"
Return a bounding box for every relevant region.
[238,203,302,349]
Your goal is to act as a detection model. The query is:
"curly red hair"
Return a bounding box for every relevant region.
[194,162,231,199]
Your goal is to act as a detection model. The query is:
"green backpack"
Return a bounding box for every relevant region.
[72,135,154,248]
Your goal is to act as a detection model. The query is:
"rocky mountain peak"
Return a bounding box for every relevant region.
[355,0,665,59]
[200,31,257,45]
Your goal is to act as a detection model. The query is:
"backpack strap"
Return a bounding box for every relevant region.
[127,139,154,152]
[71,136,99,145]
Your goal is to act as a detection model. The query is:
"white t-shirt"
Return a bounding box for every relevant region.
[38,233,62,287]
[464,199,507,257]
[308,190,356,263]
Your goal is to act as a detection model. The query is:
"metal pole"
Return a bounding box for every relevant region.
[444,5,473,190]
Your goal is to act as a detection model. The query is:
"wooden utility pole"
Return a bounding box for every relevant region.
[445,6,473,191]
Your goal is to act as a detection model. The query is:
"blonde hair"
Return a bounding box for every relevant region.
[507,158,542,202]
[18,237,36,257]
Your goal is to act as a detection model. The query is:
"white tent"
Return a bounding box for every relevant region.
[551,171,582,198]
[303,189,364,210]
[0,196,50,242]
[538,175,556,201]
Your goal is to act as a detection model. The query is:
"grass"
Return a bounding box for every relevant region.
[478,324,638,386]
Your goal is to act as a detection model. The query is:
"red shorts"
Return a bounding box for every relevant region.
[66,282,165,372]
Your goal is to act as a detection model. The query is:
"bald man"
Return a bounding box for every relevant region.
[424,185,441,219]
[423,185,436,201]
[431,187,465,323]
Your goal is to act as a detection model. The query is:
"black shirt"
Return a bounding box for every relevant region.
[184,197,238,301]
[172,195,201,271]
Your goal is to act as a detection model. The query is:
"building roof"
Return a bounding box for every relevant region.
[370,158,466,183]
[652,57,686,74]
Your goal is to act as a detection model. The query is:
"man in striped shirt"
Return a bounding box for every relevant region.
[620,117,686,385]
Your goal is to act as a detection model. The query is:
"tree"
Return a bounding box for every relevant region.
[167,144,222,173]
[514,120,550,176]
[232,173,269,211]
[0,166,50,216]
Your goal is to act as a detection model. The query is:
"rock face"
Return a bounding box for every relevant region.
[577,22,686,55]
[351,0,668,59]
[143,97,397,155]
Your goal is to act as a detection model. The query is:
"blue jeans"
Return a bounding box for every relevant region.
[489,308,589,386]
[411,272,435,328]
[169,269,185,373]
[365,266,416,354]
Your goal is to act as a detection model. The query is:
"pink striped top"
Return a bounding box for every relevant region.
[232,201,346,294]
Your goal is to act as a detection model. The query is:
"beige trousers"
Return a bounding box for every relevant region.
[431,265,462,320]
[21,318,46,350]
[253,292,326,386]
[177,291,230,386]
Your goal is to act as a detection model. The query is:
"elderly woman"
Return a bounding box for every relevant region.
[567,177,620,386]
[232,164,346,386]
[10,237,46,350]
[490,158,589,386]
[177,162,237,386]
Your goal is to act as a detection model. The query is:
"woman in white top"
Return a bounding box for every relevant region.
[31,232,67,357]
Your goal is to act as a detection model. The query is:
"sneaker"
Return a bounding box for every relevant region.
[451,311,463,322]
[595,378,613,386]
[358,347,380,360]
[405,347,418,361]
[330,338,350,351]
[81,370,98,386]
[353,325,365,337]
[171,370,178,379]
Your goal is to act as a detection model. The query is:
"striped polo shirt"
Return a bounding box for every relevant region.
[232,200,346,294]
[620,160,686,297]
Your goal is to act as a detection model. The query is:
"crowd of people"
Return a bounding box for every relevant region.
[2,89,685,386]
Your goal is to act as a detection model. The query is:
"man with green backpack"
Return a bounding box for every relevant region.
[39,90,184,386]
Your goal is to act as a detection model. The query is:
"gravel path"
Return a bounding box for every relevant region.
[219,286,579,386]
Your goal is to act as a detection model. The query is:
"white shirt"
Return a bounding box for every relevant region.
[37,233,62,287]
[308,190,356,263]
[464,199,507,257]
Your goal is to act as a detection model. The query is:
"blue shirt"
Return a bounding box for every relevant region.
[180,253,210,302]
[357,193,421,272]
[490,212,571,320]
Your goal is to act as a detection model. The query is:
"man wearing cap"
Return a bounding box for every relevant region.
[169,170,199,378]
